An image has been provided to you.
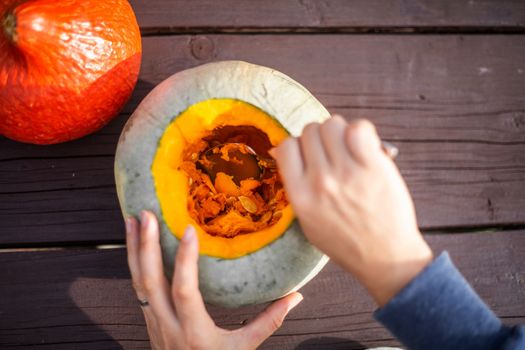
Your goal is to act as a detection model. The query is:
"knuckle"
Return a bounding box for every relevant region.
[173,283,192,301]
[325,115,345,129]
[291,192,312,213]
[280,137,296,149]
[349,118,375,135]
[270,315,284,331]
[183,330,199,348]
[330,114,346,123]
[139,235,151,250]
[141,276,157,294]
[175,248,185,264]
[131,279,147,296]
[131,279,141,291]
[303,122,320,134]
[312,173,337,194]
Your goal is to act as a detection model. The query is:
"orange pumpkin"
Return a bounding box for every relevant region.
[0,0,141,144]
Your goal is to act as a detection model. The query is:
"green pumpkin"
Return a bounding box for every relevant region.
[115,61,329,307]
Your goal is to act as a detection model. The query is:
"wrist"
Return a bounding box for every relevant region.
[360,241,434,307]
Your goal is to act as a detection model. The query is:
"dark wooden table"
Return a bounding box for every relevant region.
[2,1,525,349]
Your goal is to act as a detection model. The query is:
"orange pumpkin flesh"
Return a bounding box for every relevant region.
[180,126,288,238]
[0,0,141,144]
[152,98,295,259]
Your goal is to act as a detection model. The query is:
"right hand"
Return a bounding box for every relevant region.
[271,116,433,306]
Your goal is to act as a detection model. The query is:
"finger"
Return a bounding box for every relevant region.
[270,137,305,188]
[143,308,160,339]
[138,210,179,327]
[345,119,382,166]
[127,216,160,324]
[300,122,330,171]
[126,216,143,295]
[319,115,355,166]
[172,225,215,330]
[239,292,303,348]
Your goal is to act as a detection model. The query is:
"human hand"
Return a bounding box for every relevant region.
[271,116,433,306]
[126,211,303,349]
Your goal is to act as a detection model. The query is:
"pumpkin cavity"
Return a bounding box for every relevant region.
[152,98,294,258]
[179,125,288,238]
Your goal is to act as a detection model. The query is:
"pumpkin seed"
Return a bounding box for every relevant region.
[272,210,282,220]
[238,196,257,214]
[260,211,272,223]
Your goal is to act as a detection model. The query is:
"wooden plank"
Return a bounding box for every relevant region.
[0,230,523,349]
[1,137,523,246]
[1,34,525,245]
[128,0,525,31]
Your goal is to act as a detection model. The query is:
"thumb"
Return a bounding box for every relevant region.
[239,292,303,348]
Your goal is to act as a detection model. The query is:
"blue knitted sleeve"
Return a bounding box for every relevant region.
[374,252,524,350]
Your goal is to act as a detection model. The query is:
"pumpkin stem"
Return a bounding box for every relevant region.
[2,11,17,43]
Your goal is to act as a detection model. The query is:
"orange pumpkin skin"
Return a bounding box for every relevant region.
[0,0,142,144]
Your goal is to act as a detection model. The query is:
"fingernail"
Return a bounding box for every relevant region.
[182,225,195,243]
[288,293,304,311]
[140,211,149,230]
[125,217,133,234]
[381,141,399,159]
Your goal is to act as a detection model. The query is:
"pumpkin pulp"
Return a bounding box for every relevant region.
[152,99,294,259]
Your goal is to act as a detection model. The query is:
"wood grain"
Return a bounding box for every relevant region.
[0,230,523,349]
[128,0,525,32]
[1,34,524,245]
[2,2,523,348]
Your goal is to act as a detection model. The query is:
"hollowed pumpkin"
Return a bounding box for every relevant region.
[152,98,294,258]
[115,61,330,307]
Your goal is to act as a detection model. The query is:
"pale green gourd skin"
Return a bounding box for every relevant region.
[115,61,330,307]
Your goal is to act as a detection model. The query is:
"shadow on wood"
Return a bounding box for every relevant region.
[0,80,157,349]
[0,79,156,248]
[0,249,144,349]
[2,231,524,348]
[296,336,366,350]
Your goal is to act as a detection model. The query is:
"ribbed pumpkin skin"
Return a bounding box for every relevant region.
[0,0,141,144]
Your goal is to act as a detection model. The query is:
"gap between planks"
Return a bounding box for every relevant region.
[0,244,125,253]
[139,26,525,37]
[1,225,523,253]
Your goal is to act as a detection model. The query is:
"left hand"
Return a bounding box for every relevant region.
[125,210,303,350]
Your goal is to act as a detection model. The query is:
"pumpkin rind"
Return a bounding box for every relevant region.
[115,61,330,307]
